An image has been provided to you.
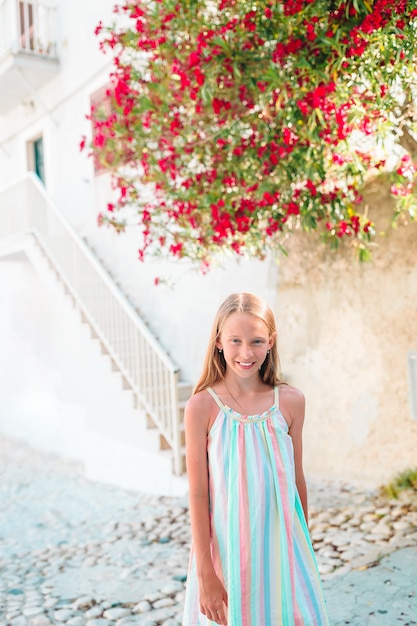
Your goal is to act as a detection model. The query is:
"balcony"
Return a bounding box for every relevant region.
[0,0,59,114]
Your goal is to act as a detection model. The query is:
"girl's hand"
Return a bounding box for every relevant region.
[198,571,228,625]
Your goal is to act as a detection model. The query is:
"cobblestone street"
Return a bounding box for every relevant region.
[0,438,189,626]
[1,437,416,626]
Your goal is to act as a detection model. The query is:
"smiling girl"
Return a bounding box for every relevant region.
[182,292,329,626]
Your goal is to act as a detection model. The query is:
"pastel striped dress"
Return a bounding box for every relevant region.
[182,386,329,626]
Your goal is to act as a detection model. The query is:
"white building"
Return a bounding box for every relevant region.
[1,0,416,495]
[0,0,279,496]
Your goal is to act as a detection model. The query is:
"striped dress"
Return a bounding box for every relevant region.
[182,386,329,626]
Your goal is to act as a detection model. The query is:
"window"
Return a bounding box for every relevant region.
[90,84,113,176]
[27,135,45,184]
[19,1,35,52]
[89,84,132,176]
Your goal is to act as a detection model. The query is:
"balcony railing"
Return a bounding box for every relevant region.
[0,0,57,59]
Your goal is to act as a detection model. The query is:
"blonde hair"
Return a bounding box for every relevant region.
[193,292,281,395]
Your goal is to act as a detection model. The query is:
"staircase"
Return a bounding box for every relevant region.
[0,172,191,476]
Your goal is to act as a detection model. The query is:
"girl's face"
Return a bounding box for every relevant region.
[216,312,274,378]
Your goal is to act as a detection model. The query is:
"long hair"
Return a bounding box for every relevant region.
[193,292,282,395]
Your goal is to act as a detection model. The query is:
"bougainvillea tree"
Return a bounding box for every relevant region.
[83,0,417,265]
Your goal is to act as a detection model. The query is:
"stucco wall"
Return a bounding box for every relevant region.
[275,182,417,488]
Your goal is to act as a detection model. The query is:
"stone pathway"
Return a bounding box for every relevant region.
[309,484,417,579]
[0,437,416,626]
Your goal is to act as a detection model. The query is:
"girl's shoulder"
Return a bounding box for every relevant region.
[278,383,305,427]
[278,382,305,402]
[184,388,219,428]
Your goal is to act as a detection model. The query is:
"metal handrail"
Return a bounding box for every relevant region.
[0,172,183,474]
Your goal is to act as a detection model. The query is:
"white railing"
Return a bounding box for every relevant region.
[0,173,184,474]
[0,0,57,59]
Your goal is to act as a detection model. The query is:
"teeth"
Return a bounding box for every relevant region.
[240,362,252,366]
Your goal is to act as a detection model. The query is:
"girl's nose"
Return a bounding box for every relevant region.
[241,344,254,358]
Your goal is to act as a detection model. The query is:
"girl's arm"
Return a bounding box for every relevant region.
[184,393,228,625]
[284,386,309,525]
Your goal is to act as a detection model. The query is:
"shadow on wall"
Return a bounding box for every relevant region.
[0,252,133,460]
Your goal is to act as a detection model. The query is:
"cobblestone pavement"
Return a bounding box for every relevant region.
[0,437,416,626]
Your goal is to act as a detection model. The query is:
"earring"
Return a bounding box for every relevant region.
[218,348,223,353]
[267,350,270,354]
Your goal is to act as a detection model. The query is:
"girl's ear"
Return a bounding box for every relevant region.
[269,332,277,349]
[215,339,223,350]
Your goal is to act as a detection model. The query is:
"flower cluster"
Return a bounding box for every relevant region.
[84,0,417,265]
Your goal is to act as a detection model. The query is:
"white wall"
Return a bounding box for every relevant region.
[0,0,116,225]
[0,252,86,457]
[0,244,187,496]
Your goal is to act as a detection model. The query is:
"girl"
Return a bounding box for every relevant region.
[182,292,329,626]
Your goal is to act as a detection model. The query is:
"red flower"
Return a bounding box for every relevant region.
[350,215,360,234]
[212,98,231,114]
[194,68,205,86]
[93,133,105,148]
[306,179,317,196]
[337,221,351,237]
[158,158,168,173]
[169,242,184,257]
[188,51,200,68]
[285,202,300,216]
[297,99,309,116]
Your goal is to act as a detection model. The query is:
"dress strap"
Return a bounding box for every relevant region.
[207,387,226,410]
[274,385,279,408]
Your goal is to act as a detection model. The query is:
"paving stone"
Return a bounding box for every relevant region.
[103,608,131,620]
[53,609,76,622]
[132,601,151,614]
[29,617,52,626]
[10,618,27,626]
[84,607,102,619]
[22,608,44,618]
